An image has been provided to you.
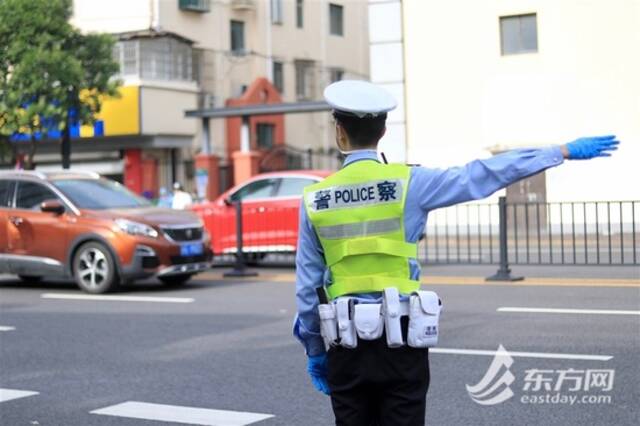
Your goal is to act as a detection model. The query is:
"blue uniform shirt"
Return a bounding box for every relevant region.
[293,147,564,356]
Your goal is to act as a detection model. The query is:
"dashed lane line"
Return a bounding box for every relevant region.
[431,347,612,361]
[0,388,39,403]
[90,401,273,426]
[497,307,640,316]
[0,326,16,331]
[40,293,194,303]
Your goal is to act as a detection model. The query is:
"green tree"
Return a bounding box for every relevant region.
[0,0,120,169]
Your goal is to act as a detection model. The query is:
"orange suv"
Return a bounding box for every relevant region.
[0,171,212,293]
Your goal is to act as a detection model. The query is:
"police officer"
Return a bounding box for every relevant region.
[293,80,619,426]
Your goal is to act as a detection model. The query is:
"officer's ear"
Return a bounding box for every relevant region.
[335,122,350,149]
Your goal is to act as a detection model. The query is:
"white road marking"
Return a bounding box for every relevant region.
[0,326,16,331]
[0,388,39,403]
[90,401,273,426]
[41,293,194,303]
[497,307,640,316]
[430,347,612,361]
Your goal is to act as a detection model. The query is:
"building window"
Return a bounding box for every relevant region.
[271,0,283,24]
[330,68,344,83]
[256,123,275,149]
[296,0,304,28]
[273,61,284,93]
[114,37,196,83]
[295,60,315,100]
[329,3,344,36]
[192,48,203,84]
[230,20,245,55]
[500,13,538,55]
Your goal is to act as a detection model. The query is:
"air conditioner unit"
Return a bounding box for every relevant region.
[179,0,210,13]
[231,0,255,11]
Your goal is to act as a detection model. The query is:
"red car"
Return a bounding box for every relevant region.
[192,170,331,257]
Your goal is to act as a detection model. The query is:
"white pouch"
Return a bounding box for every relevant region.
[407,291,441,348]
[383,288,404,347]
[354,303,384,341]
[318,303,338,349]
[336,298,357,348]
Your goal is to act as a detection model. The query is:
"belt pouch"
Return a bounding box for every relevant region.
[353,303,384,341]
[336,298,357,348]
[407,290,441,348]
[318,303,338,349]
[383,288,404,347]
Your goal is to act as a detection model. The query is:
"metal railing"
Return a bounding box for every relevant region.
[207,198,640,274]
[421,198,639,266]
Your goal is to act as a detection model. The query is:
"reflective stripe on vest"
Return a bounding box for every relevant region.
[317,217,401,240]
[304,160,420,299]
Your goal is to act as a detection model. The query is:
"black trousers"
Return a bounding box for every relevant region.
[327,335,430,426]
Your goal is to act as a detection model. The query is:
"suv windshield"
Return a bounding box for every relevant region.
[53,179,150,210]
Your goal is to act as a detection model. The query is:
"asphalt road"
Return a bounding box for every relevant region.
[1,271,639,426]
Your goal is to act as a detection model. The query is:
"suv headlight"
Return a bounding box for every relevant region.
[114,219,159,238]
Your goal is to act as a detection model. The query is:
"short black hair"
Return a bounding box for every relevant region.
[333,111,387,148]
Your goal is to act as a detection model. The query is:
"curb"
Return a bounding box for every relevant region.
[199,272,640,288]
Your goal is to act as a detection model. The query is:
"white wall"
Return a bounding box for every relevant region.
[403,0,640,202]
[71,0,151,33]
[369,0,406,163]
[140,85,198,136]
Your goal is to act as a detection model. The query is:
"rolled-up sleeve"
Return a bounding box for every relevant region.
[293,200,327,356]
[413,146,564,212]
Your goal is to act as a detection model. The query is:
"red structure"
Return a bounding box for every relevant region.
[123,149,143,194]
[226,78,285,185]
[125,78,289,198]
[124,149,158,197]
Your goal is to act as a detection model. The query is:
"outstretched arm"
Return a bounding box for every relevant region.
[414,136,619,212]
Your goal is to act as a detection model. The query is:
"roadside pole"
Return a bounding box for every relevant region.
[224,200,258,278]
[486,196,524,281]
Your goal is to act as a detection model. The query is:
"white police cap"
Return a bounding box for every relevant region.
[323,80,397,118]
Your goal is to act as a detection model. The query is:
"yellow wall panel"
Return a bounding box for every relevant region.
[96,86,140,136]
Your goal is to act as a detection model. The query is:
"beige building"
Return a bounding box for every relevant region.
[398,0,640,203]
[70,0,369,195]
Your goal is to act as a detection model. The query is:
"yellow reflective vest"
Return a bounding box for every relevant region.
[303,160,420,299]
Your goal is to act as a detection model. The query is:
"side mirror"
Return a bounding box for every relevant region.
[40,199,65,215]
[223,197,233,206]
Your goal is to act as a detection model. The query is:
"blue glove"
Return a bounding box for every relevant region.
[566,135,619,160]
[307,353,330,395]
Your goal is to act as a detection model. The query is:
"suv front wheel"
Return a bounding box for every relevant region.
[73,242,118,293]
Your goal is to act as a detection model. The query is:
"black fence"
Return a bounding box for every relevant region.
[211,198,640,271]
[421,198,639,266]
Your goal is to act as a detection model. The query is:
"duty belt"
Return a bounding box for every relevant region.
[318,288,442,349]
